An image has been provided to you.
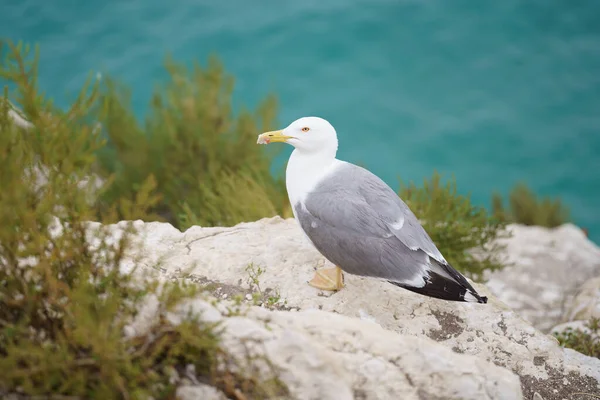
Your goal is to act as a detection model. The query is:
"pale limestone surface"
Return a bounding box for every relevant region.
[101,217,599,400]
[176,384,227,400]
[485,224,600,332]
[562,276,600,323]
[549,276,600,345]
[130,296,522,400]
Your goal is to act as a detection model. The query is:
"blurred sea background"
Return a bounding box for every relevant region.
[2,0,599,243]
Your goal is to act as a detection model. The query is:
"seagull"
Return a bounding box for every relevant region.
[257,117,487,304]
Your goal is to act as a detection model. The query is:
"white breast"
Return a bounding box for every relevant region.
[285,150,344,208]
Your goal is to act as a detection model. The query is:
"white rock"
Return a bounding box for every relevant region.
[562,276,600,322]
[110,217,600,399]
[485,224,600,332]
[166,298,223,325]
[176,384,227,400]
[251,308,521,400]
[134,297,522,400]
[123,294,159,339]
[4,99,34,130]
[548,276,600,355]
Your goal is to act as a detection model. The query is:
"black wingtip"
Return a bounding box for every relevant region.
[389,272,488,304]
[466,291,488,304]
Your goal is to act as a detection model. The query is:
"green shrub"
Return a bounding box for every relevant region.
[554,318,600,359]
[492,182,570,227]
[0,40,286,399]
[94,55,288,230]
[399,171,508,282]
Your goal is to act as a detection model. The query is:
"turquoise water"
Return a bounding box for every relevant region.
[3,0,600,243]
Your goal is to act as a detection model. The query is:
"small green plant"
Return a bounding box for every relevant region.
[244,263,283,309]
[245,262,266,305]
[554,318,600,359]
[265,291,283,309]
[399,171,508,282]
[245,263,266,293]
[492,182,570,227]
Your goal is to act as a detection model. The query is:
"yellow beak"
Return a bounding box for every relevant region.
[257,129,293,144]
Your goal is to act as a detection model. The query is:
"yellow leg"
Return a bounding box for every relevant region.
[308,265,345,291]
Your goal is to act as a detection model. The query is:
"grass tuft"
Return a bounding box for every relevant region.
[492,182,570,228]
[554,318,600,359]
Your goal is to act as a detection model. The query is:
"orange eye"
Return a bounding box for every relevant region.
[301,127,310,132]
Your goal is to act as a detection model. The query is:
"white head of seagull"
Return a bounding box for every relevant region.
[257,116,338,155]
[257,116,342,205]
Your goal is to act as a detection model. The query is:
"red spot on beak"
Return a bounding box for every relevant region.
[265,137,271,144]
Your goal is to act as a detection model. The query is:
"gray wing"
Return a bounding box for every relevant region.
[295,162,446,286]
